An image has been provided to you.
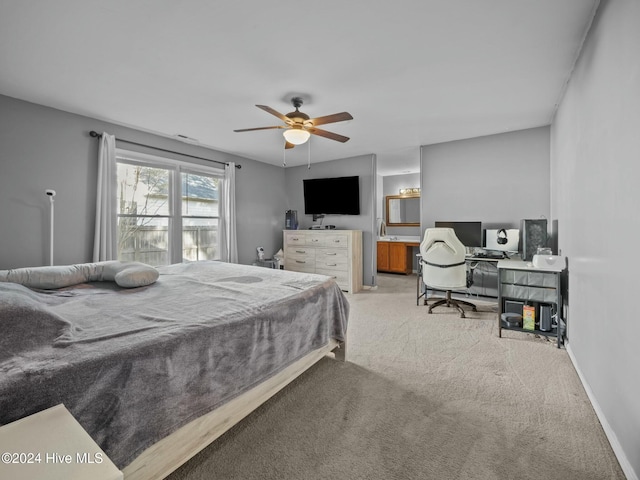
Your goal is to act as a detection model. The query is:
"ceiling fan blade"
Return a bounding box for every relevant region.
[285,141,295,149]
[308,127,350,143]
[233,126,284,132]
[309,112,353,127]
[256,105,294,125]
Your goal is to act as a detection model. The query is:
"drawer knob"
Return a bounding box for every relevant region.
[295,260,306,264]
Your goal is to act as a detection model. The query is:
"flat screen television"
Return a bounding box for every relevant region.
[303,176,360,215]
[434,221,482,247]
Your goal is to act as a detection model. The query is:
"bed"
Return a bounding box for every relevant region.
[0,260,349,479]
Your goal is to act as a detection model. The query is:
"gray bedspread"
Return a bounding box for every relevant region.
[0,261,349,468]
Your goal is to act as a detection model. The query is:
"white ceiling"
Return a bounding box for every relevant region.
[0,0,597,176]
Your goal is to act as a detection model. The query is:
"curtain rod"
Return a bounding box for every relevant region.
[89,131,241,169]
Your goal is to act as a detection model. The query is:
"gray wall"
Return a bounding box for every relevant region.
[235,159,288,263]
[0,95,286,269]
[551,1,640,477]
[376,174,384,236]
[382,173,421,238]
[284,154,377,287]
[420,127,551,237]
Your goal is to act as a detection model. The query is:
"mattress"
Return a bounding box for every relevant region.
[0,261,349,468]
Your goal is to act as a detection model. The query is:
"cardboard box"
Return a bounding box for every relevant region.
[523,305,536,331]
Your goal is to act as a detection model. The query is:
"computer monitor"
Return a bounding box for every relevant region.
[434,221,482,247]
[484,228,520,252]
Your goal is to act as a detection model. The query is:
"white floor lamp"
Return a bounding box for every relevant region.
[46,189,56,266]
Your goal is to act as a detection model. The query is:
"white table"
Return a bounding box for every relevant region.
[0,404,122,480]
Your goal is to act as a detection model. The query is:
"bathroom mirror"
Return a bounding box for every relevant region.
[385,194,420,226]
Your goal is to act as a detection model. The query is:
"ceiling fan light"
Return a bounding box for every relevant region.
[283,128,310,145]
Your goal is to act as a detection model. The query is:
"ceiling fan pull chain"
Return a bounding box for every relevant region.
[307,136,311,169]
[283,142,287,167]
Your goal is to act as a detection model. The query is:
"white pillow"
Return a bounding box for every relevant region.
[0,264,102,289]
[100,261,160,288]
[0,261,159,289]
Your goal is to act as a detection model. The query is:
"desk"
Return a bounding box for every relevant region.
[497,260,566,348]
[465,256,502,297]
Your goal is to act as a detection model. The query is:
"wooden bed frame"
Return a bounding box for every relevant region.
[122,339,345,480]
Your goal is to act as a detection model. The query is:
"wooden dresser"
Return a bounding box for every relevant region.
[283,230,362,293]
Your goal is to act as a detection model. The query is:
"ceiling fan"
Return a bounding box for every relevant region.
[234,97,353,149]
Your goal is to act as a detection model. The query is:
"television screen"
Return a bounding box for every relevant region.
[303,176,360,215]
[434,221,482,247]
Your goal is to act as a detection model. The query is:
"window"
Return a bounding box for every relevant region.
[116,150,222,265]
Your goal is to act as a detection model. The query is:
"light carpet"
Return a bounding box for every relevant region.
[167,273,624,480]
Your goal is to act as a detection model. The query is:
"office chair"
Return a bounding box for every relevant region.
[419,228,477,318]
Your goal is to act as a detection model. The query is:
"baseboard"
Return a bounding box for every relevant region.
[566,342,638,480]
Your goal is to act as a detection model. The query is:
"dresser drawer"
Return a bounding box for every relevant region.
[500,269,557,287]
[285,233,308,246]
[286,248,315,265]
[316,247,348,261]
[527,272,557,288]
[287,246,315,259]
[316,268,349,288]
[316,255,349,271]
[285,258,316,273]
[501,284,557,303]
[319,233,350,247]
